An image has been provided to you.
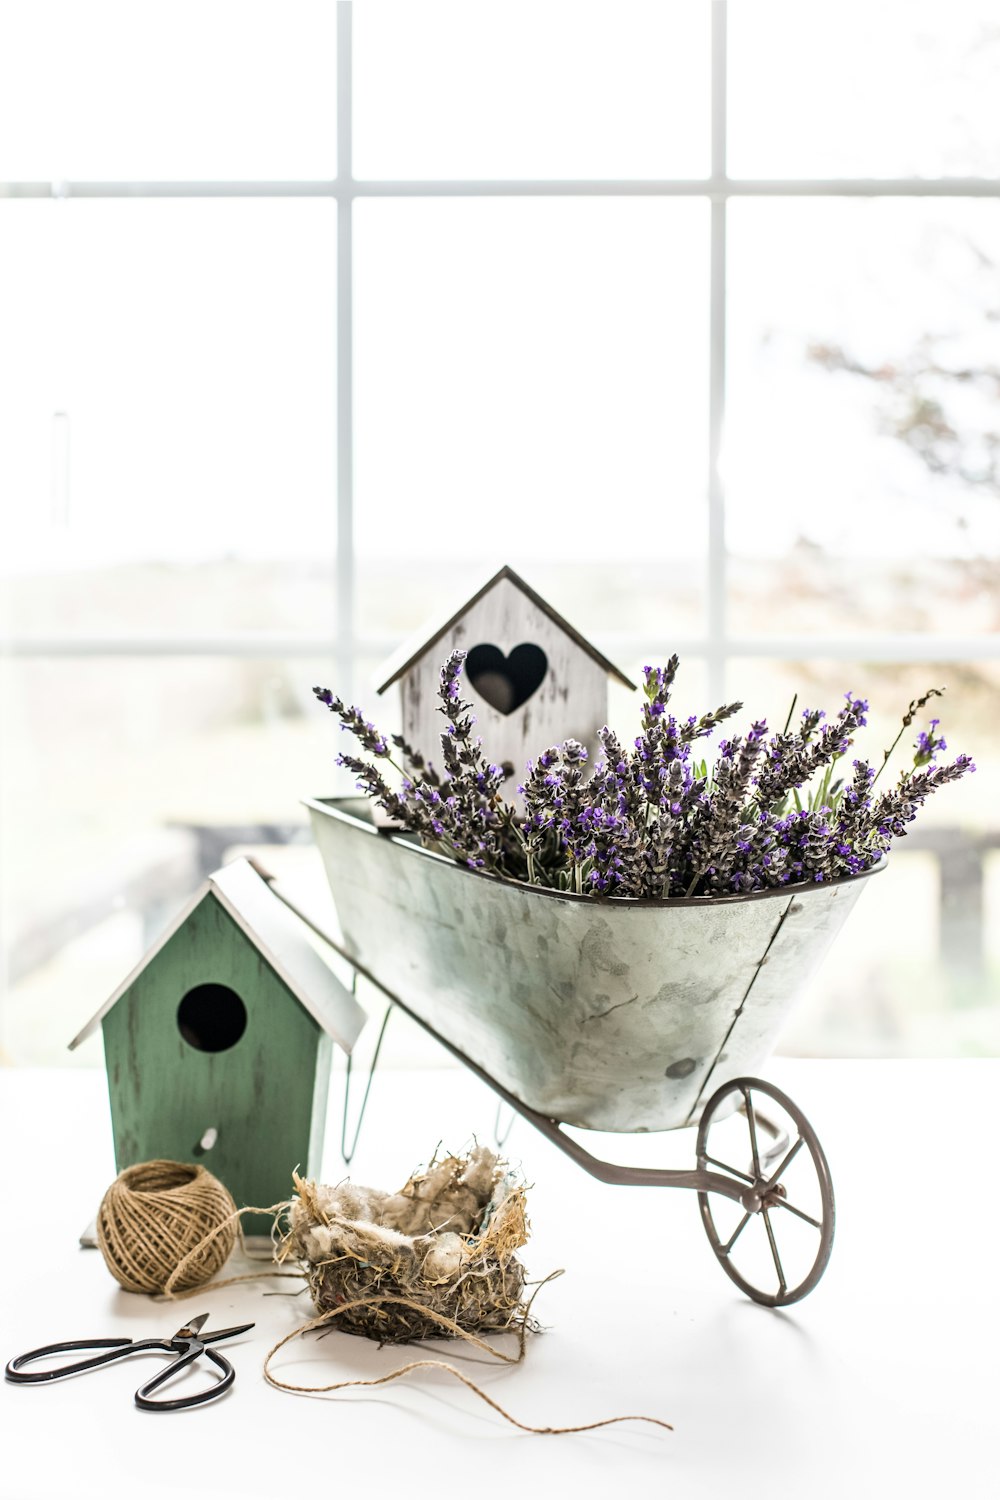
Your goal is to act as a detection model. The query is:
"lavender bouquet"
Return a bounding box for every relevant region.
[314,652,974,901]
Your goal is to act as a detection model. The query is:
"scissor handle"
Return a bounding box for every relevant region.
[5,1337,152,1383]
[135,1343,235,1412]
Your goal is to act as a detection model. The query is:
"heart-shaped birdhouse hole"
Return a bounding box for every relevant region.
[466,643,548,715]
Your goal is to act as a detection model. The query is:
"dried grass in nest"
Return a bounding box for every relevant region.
[280,1145,534,1345]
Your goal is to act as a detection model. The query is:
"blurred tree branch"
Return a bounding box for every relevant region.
[808,238,1000,504]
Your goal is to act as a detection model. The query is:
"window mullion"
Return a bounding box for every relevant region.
[707,0,728,706]
[335,0,355,703]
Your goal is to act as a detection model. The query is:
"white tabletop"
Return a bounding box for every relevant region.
[1,1058,996,1500]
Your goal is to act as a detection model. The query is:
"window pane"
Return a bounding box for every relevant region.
[726,657,997,1058]
[0,654,341,1066]
[727,199,1000,637]
[0,1,336,179]
[354,198,709,645]
[0,200,337,639]
[729,1,1000,179]
[354,1,710,180]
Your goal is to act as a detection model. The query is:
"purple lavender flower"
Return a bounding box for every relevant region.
[391,732,442,786]
[317,655,974,901]
[914,718,947,767]
[313,687,390,757]
[682,720,768,896]
[335,752,408,822]
[873,685,946,786]
[753,694,868,813]
[680,701,744,743]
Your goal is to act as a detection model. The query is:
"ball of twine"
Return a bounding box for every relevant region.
[97,1159,238,1295]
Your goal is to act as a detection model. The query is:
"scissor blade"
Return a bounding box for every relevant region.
[174,1312,210,1340]
[200,1322,255,1345]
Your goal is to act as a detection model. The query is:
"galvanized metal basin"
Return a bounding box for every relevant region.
[306,797,881,1133]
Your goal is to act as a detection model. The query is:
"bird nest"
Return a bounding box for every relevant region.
[283,1147,532,1345]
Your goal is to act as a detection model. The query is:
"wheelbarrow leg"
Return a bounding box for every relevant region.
[695,1076,836,1308]
[340,994,393,1165]
[493,1102,517,1149]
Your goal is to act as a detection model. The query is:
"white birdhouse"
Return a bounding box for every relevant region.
[376,565,636,805]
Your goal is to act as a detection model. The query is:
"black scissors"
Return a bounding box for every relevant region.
[4,1313,254,1411]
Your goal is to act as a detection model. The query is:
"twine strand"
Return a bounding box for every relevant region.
[104,1167,673,1435]
[263,1280,673,1436]
[162,1200,284,1298]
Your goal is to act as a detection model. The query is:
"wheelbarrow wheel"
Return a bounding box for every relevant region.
[696,1076,835,1308]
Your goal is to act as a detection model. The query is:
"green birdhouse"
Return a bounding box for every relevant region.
[70,857,366,1224]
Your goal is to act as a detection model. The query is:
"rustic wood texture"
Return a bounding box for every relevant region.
[399,573,610,809]
[102,892,331,1229]
[71,856,366,1053]
[377,563,635,692]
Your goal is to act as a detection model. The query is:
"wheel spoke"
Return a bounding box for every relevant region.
[765,1134,804,1189]
[699,1078,835,1305]
[721,1212,752,1256]
[703,1154,755,1186]
[761,1207,787,1295]
[743,1087,762,1179]
[773,1197,822,1231]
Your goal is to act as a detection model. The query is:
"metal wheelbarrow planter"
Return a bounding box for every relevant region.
[300,796,884,1308]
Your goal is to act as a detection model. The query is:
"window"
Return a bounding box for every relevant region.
[2,1,997,1064]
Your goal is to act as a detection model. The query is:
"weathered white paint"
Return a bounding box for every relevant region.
[69,856,366,1053]
[398,574,611,807]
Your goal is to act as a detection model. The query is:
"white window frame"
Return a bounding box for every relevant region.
[3,0,999,710]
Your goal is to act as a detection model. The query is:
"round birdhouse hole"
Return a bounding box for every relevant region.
[177,983,247,1053]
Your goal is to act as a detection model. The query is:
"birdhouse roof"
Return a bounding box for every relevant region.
[68,857,367,1053]
[375,564,637,694]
